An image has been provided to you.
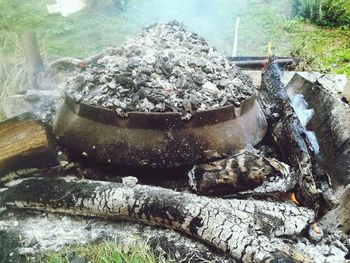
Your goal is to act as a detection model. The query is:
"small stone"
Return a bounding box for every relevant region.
[119,88,129,94]
[202,82,219,95]
[232,77,244,88]
[59,160,69,167]
[182,98,192,112]
[219,79,230,88]
[155,102,165,111]
[13,220,19,227]
[143,54,156,65]
[107,80,117,89]
[219,96,228,107]
[122,176,138,187]
[140,98,155,111]
[74,93,83,103]
[308,223,324,243]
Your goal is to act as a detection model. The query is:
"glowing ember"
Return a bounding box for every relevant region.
[291,193,301,206]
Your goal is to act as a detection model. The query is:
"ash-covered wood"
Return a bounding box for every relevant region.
[67,21,255,119]
[188,146,296,196]
[0,114,58,177]
[258,56,338,211]
[0,176,316,262]
[320,185,350,234]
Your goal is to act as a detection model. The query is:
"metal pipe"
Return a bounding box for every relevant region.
[232,17,240,57]
[227,57,295,69]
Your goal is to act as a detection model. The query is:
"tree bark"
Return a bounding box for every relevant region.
[188,147,296,196]
[258,57,338,211]
[0,176,316,262]
[0,114,58,177]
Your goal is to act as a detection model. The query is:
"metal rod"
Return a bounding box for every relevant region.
[232,17,240,57]
[227,57,295,69]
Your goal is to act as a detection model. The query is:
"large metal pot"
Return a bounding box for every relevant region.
[53,94,267,168]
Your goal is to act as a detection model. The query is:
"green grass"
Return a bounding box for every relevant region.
[43,240,160,263]
[287,20,350,76]
[0,29,27,121]
[0,0,139,59]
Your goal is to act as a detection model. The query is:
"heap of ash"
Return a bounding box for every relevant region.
[68,21,255,119]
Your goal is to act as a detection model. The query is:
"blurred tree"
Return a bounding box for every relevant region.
[294,0,350,27]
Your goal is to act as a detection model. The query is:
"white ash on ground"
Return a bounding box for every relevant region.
[0,209,235,263]
[67,21,255,119]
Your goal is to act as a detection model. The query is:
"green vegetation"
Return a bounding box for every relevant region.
[43,240,160,263]
[293,0,350,26]
[287,20,350,75]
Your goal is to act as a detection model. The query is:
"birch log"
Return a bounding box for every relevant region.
[286,74,350,185]
[258,56,337,210]
[0,177,315,262]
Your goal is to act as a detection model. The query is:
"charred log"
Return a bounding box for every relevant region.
[258,57,338,211]
[286,74,350,185]
[188,146,296,196]
[0,176,316,262]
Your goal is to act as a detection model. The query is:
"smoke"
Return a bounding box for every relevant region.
[287,89,320,153]
[114,0,294,56]
[119,0,242,55]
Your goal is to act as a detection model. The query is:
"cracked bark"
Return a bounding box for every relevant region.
[0,176,315,262]
[286,74,350,185]
[188,146,296,196]
[258,57,338,211]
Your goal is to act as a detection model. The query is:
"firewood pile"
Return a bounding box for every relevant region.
[1,22,350,262]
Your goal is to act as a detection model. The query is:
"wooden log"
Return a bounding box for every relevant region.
[0,176,316,262]
[286,74,350,185]
[188,146,296,196]
[258,57,338,211]
[0,114,58,177]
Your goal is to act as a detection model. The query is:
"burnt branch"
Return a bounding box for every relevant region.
[258,56,338,211]
[188,146,296,196]
[0,177,316,262]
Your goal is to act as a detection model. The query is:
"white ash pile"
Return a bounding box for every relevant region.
[68,21,255,119]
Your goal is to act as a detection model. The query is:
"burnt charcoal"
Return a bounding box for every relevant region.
[67,21,255,118]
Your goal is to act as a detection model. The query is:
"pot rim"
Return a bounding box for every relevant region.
[64,93,257,128]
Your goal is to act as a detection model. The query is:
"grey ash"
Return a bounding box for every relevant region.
[68,21,255,119]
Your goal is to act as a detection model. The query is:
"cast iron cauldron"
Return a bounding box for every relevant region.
[53,94,267,168]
